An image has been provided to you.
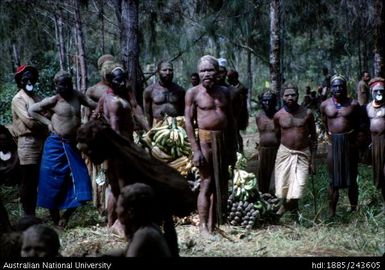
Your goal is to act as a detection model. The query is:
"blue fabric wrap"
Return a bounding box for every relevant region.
[37,133,92,209]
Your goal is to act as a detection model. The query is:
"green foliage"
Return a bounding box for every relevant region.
[0,83,17,125]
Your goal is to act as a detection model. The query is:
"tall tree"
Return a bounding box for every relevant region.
[120,0,141,105]
[269,0,281,97]
[74,0,88,92]
[374,0,385,77]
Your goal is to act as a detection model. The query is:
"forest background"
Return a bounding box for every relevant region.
[0,0,385,125]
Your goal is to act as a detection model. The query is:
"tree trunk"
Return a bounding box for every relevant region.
[73,28,81,91]
[54,8,67,71]
[374,0,385,77]
[12,43,20,70]
[269,0,281,99]
[120,0,142,106]
[74,0,88,93]
[100,0,105,54]
[247,49,252,112]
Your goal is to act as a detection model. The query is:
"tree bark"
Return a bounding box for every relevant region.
[247,49,252,112]
[374,0,385,77]
[12,43,20,70]
[269,0,281,98]
[120,0,142,106]
[54,7,67,71]
[74,0,88,92]
[100,0,105,54]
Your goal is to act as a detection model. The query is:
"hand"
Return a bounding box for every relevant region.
[48,123,54,132]
[192,150,206,167]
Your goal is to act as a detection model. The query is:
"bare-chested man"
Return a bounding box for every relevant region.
[274,84,317,217]
[29,71,96,227]
[185,55,236,235]
[143,61,185,127]
[255,90,279,194]
[227,69,249,154]
[356,71,371,106]
[366,77,385,212]
[86,54,114,102]
[320,75,361,218]
[91,63,142,233]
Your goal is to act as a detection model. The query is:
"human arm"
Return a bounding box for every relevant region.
[28,96,58,131]
[128,91,149,131]
[79,92,97,110]
[105,97,122,135]
[308,110,317,174]
[143,87,153,128]
[184,88,204,167]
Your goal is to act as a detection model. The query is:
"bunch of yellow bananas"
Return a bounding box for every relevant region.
[168,156,193,176]
[232,169,257,201]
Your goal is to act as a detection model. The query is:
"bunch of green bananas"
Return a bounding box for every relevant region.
[143,117,192,162]
[232,169,257,201]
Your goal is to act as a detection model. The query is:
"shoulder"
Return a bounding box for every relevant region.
[12,91,23,103]
[350,98,360,107]
[144,84,156,93]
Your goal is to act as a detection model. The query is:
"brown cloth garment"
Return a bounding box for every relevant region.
[371,134,385,189]
[257,146,278,194]
[198,129,228,225]
[330,131,358,188]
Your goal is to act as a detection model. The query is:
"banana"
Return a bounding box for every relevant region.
[151,146,172,161]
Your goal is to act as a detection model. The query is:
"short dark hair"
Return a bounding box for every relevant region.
[191,72,199,78]
[157,61,173,72]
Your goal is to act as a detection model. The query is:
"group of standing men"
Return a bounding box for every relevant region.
[3,53,385,258]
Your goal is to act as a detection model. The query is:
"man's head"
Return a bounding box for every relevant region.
[105,63,127,95]
[227,70,239,86]
[157,61,173,85]
[54,71,73,98]
[369,77,385,105]
[77,120,113,165]
[97,54,114,71]
[361,71,371,83]
[305,86,311,94]
[21,224,60,257]
[216,58,227,84]
[258,89,277,113]
[15,65,39,94]
[197,55,218,90]
[282,83,299,109]
[116,183,156,237]
[191,72,200,86]
[330,74,347,101]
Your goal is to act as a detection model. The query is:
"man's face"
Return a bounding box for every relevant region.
[158,63,173,84]
[227,75,237,86]
[110,68,126,95]
[21,234,50,257]
[260,94,275,112]
[217,66,227,83]
[55,76,73,97]
[198,61,217,89]
[282,89,298,107]
[363,73,371,83]
[21,71,36,93]
[372,84,385,104]
[191,75,200,86]
[331,79,347,99]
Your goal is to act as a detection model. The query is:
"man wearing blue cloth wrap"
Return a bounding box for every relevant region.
[29,71,97,227]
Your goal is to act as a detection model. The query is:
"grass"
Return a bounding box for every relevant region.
[1,118,384,257]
